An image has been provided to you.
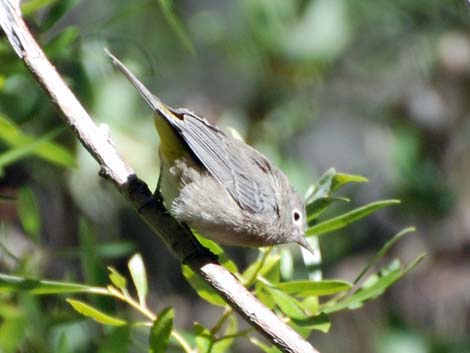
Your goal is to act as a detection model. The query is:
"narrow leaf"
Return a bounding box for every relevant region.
[98,326,130,353]
[306,197,335,221]
[242,253,280,285]
[275,280,352,297]
[107,267,127,289]
[305,168,365,220]
[291,312,331,333]
[194,323,212,353]
[279,249,293,281]
[45,27,79,58]
[307,196,349,222]
[0,273,99,294]
[0,116,75,168]
[194,233,238,273]
[255,282,276,309]
[331,173,368,191]
[149,307,174,353]
[41,0,80,30]
[182,265,225,306]
[17,187,41,241]
[306,200,400,236]
[323,254,425,314]
[97,242,136,258]
[128,254,148,306]
[305,168,336,204]
[0,126,73,169]
[157,0,195,55]
[301,296,319,315]
[249,337,282,353]
[212,314,238,353]
[20,0,57,15]
[66,299,126,326]
[265,286,308,320]
[354,227,416,284]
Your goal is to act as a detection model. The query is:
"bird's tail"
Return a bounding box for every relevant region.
[105,49,175,121]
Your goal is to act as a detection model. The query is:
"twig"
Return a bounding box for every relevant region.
[0,1,319,352]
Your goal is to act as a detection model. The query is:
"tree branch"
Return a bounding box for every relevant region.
[0,1,319,352]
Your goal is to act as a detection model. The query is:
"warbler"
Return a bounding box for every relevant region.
[107,51,313,254]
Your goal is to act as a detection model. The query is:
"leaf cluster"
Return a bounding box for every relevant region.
[0,168,423,353]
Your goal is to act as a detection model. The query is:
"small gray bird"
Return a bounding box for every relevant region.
[107,51,313,254]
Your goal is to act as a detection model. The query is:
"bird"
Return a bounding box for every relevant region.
[106,50,313,254]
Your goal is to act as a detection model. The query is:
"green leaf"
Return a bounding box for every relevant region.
[17,187,41,242]
[353,227,416,284]
[279,249,293,281]
[301,296,319,314]
[255,282,276,309]
[56,333,71,353]
[66,299,127,326]
[263,255,281,284]
[194,323,212,353]
[307,197,345,222]
[305,168,365,221]
[98,326,130,353]
[45,27,79,58]
[149,307,174,353]
[305,168,336,204]
[249,338,282,353]
[242,252,280,285]
[182,265,225,306]
[265,286,308,320]
[194,233,238,273]
[306,199,400,236]
[157,0,195,55]
[97,242,136,258]
[107,267,127,289]
[0,273,99,294]
[20,0,58,15]
[128,254,148,306]
[41,0,80,30]
[0,116,75,168]
[212,315,238,353]
[306,168,366,202]
[331,173,368,192]
[0,303,26,353]
[78,219,102,289]
[274,279,352,297]
[323,254,425,314]
[291,312,331,333]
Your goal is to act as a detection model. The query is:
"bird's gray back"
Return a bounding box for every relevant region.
[166,108,279,215]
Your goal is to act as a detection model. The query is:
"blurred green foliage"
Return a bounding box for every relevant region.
[1,0,468,352]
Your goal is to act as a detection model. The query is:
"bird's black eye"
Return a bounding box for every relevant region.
[293,210,301,222]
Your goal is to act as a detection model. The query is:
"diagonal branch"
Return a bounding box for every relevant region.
[0,1,319,352]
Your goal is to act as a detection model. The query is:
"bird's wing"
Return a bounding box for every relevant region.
[106,51,277,213]
[171,110,277,214]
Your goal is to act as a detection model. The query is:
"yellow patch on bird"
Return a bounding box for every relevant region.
[153,115,188,163]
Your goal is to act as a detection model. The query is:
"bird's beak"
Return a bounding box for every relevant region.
[296,235,315,255]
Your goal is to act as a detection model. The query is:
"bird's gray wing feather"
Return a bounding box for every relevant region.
[171,110,277,214]
[104,51,276,213]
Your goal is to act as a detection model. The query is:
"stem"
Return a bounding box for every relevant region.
[245,247,273,287]
[170,331,192,353]
[108,288,192,353]
[211,307,233,335]
[214,328,254,342]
